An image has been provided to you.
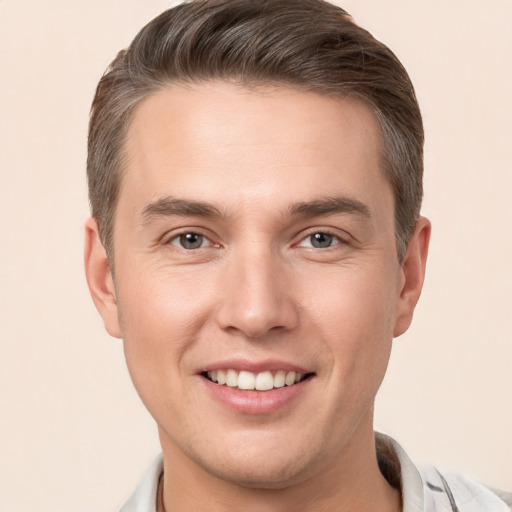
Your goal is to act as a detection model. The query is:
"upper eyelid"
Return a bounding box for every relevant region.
[167,232,220,252]
[296,227,350,243]
[161,227,215,244]
[296,233,343,248]
[160,226,350,246]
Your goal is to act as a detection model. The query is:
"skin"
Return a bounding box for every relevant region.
[85,82,430,512]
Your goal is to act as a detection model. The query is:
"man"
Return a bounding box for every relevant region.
[84,1,511,511]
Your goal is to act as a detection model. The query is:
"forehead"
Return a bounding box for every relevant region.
[121,81,389,217]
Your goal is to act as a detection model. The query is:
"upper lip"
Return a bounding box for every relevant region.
[200,358,313,374]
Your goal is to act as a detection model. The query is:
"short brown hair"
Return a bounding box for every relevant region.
[87,0,423,262]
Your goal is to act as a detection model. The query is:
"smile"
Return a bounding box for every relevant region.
[204,369,311,391]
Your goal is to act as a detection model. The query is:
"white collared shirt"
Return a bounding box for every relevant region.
[120,433,511,512]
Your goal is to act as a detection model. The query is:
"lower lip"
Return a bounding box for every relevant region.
[201,376,313,415]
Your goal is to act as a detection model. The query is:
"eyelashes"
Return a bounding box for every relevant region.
[296,232,343,249]
[166,230,347,251]
[169,232,211,250]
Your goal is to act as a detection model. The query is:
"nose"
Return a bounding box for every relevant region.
[215,247,299,339]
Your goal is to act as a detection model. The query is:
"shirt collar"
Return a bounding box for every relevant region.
[119,453,163,512]
[376,432,425,512]
[120,433,425,512]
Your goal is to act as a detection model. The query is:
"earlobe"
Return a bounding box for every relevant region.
[393,217,431,338]
[84,217,122,338]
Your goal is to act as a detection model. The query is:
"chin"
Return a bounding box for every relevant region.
[184,437,321,490]
[204,457,310,490]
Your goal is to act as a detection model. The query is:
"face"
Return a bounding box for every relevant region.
[86,82,429,489]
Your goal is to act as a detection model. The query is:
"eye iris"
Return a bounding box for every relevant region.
[311,232,333,248]
[180,233,203,249]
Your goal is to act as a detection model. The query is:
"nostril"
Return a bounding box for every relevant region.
[214,273,300,338]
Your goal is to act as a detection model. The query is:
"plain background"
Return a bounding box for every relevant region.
[0,1,511,510]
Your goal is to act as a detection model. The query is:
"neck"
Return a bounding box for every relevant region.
[158,418,401,512]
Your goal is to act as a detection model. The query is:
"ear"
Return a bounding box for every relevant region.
[84,217,122,338]
[393,216,431,337]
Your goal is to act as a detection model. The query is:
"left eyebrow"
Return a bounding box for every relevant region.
[288,195,371,219]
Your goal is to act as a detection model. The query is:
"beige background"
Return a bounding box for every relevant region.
[0,1,511,510]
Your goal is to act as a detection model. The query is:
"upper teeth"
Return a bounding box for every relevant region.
[206,369,304,391]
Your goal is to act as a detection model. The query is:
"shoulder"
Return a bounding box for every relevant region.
[420,466,512,512]
[375,433,511,512]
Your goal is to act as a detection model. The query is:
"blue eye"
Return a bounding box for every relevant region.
[171,232,205,249]
[298,232,339,249]
[309,233,334,248]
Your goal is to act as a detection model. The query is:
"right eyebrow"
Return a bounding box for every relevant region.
[140,197,226,225]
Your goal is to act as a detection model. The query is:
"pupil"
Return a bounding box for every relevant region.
[311,233,332,248]
[180,233,203,249]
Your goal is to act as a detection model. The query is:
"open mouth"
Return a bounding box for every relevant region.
[202,369,314,391]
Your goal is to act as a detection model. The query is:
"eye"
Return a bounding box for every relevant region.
[169,232,209,250]
[298,232,339,249]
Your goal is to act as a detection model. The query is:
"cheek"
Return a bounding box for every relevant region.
[303,264,398,381]
[114,266,216,412]
[117,262,216,338]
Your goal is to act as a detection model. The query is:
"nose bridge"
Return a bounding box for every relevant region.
[216,241,298,338]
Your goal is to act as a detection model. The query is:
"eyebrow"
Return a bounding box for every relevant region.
[141,197,226,224]
[288,195,371,219]
[140,194,371,225]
